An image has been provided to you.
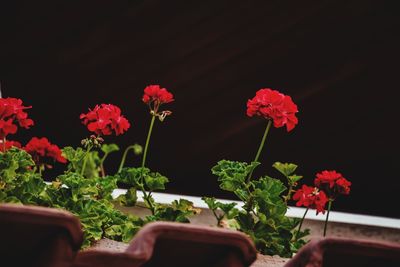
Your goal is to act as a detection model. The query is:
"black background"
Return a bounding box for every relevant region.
[1,0,399,218]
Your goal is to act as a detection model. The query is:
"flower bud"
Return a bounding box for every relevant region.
[133,144,143,155]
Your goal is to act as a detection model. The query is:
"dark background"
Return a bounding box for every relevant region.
[1,1,399,218]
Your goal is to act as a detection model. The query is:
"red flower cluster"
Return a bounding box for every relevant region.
[314,170,351,198]
[0,97,34,139]
[4,140,22,150]
[293,185,328,214]
[142,85,174,105]
[247,88,298,131]
[80,104,130,136]
[0,140,22,152]
[24,137,67,164]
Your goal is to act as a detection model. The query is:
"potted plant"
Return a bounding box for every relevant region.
[203,88,351,258]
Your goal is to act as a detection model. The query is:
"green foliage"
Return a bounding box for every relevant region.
[0,147,143,248]
[202,197,239,227]
[117,167,149,187]
[146,199,200,223]
[116,188,137,206]
[62,146,100,178]
[0,148,46,204]
[208,159,309,257]
[101,144,120,155]
[117,167,198,224]
[144,172,169,191]
[211,160,260,192]
[273,162,303,185]
[117,167,170,195]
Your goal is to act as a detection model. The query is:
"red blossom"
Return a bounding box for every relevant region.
[293,185,328,214]
[80,104,130,136]
[314,170,351,198]
[246,88,298,131]
[0,97,34,139]
[24,137,67,165]
[1,140,22,151]
[142,85,174,105]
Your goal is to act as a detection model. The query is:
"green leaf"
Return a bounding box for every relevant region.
[234,188,250,202]
[236,211,255,231]
[288,175,303,183]
[117,188,137,206]
[121,222,141,243]
[144,172,169,191]
[96,176,117,200]
[272,162,298,177]
[149,199,199,223]
[211,160,260,192]
[101,144,120,154]
[117,167,149,187]
[254,188,287,219]
[254,176,286,195]
[62,146,100,178]
[218,202,239,219]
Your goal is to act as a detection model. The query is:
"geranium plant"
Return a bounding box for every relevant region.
[204,88,351,257]
[116,85,200,222]
[203,88,305,257]
[0,86,199,248]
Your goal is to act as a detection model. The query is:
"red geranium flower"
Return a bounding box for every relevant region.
[246,88,298,131]
[0,139,22,151]
[0,97,34,139]
[293,185,328,214]
[24,137,67,165]
[314,170,351,198]
[142,85,174,105]
[80,104,130,136]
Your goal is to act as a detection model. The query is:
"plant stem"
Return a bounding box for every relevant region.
[295,208,308,240]
[142,190,155,215]
[100,164,105,177]
[80,145,92,176]
[141,115,156,168]
[247,120,272,182]
[211,209,223,227]
[323,200,333,237]
[284,185,294,204]
[2,137,6,152]
[118,145,137,172]
[100,153,108,177]
[140,115,157,215]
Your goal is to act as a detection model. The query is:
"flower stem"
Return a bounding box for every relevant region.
[2,137,6,152]
[247,120,272,182]
[284,185,294,204]
[295,208,308,240]
[99,154,108,177]
[140,115,157,215]
[141,115,156,168]
[323,200,333,237]
[118,145,137,172]
[80,145,92,176]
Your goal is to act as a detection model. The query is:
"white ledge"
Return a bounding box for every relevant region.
[112,188,400,230]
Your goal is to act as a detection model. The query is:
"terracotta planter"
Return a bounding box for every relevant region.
[76,222,257,267]
[285,238,400,267]
[0,204,257,267]
[2,203,400,267]
[0,204,83,267]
